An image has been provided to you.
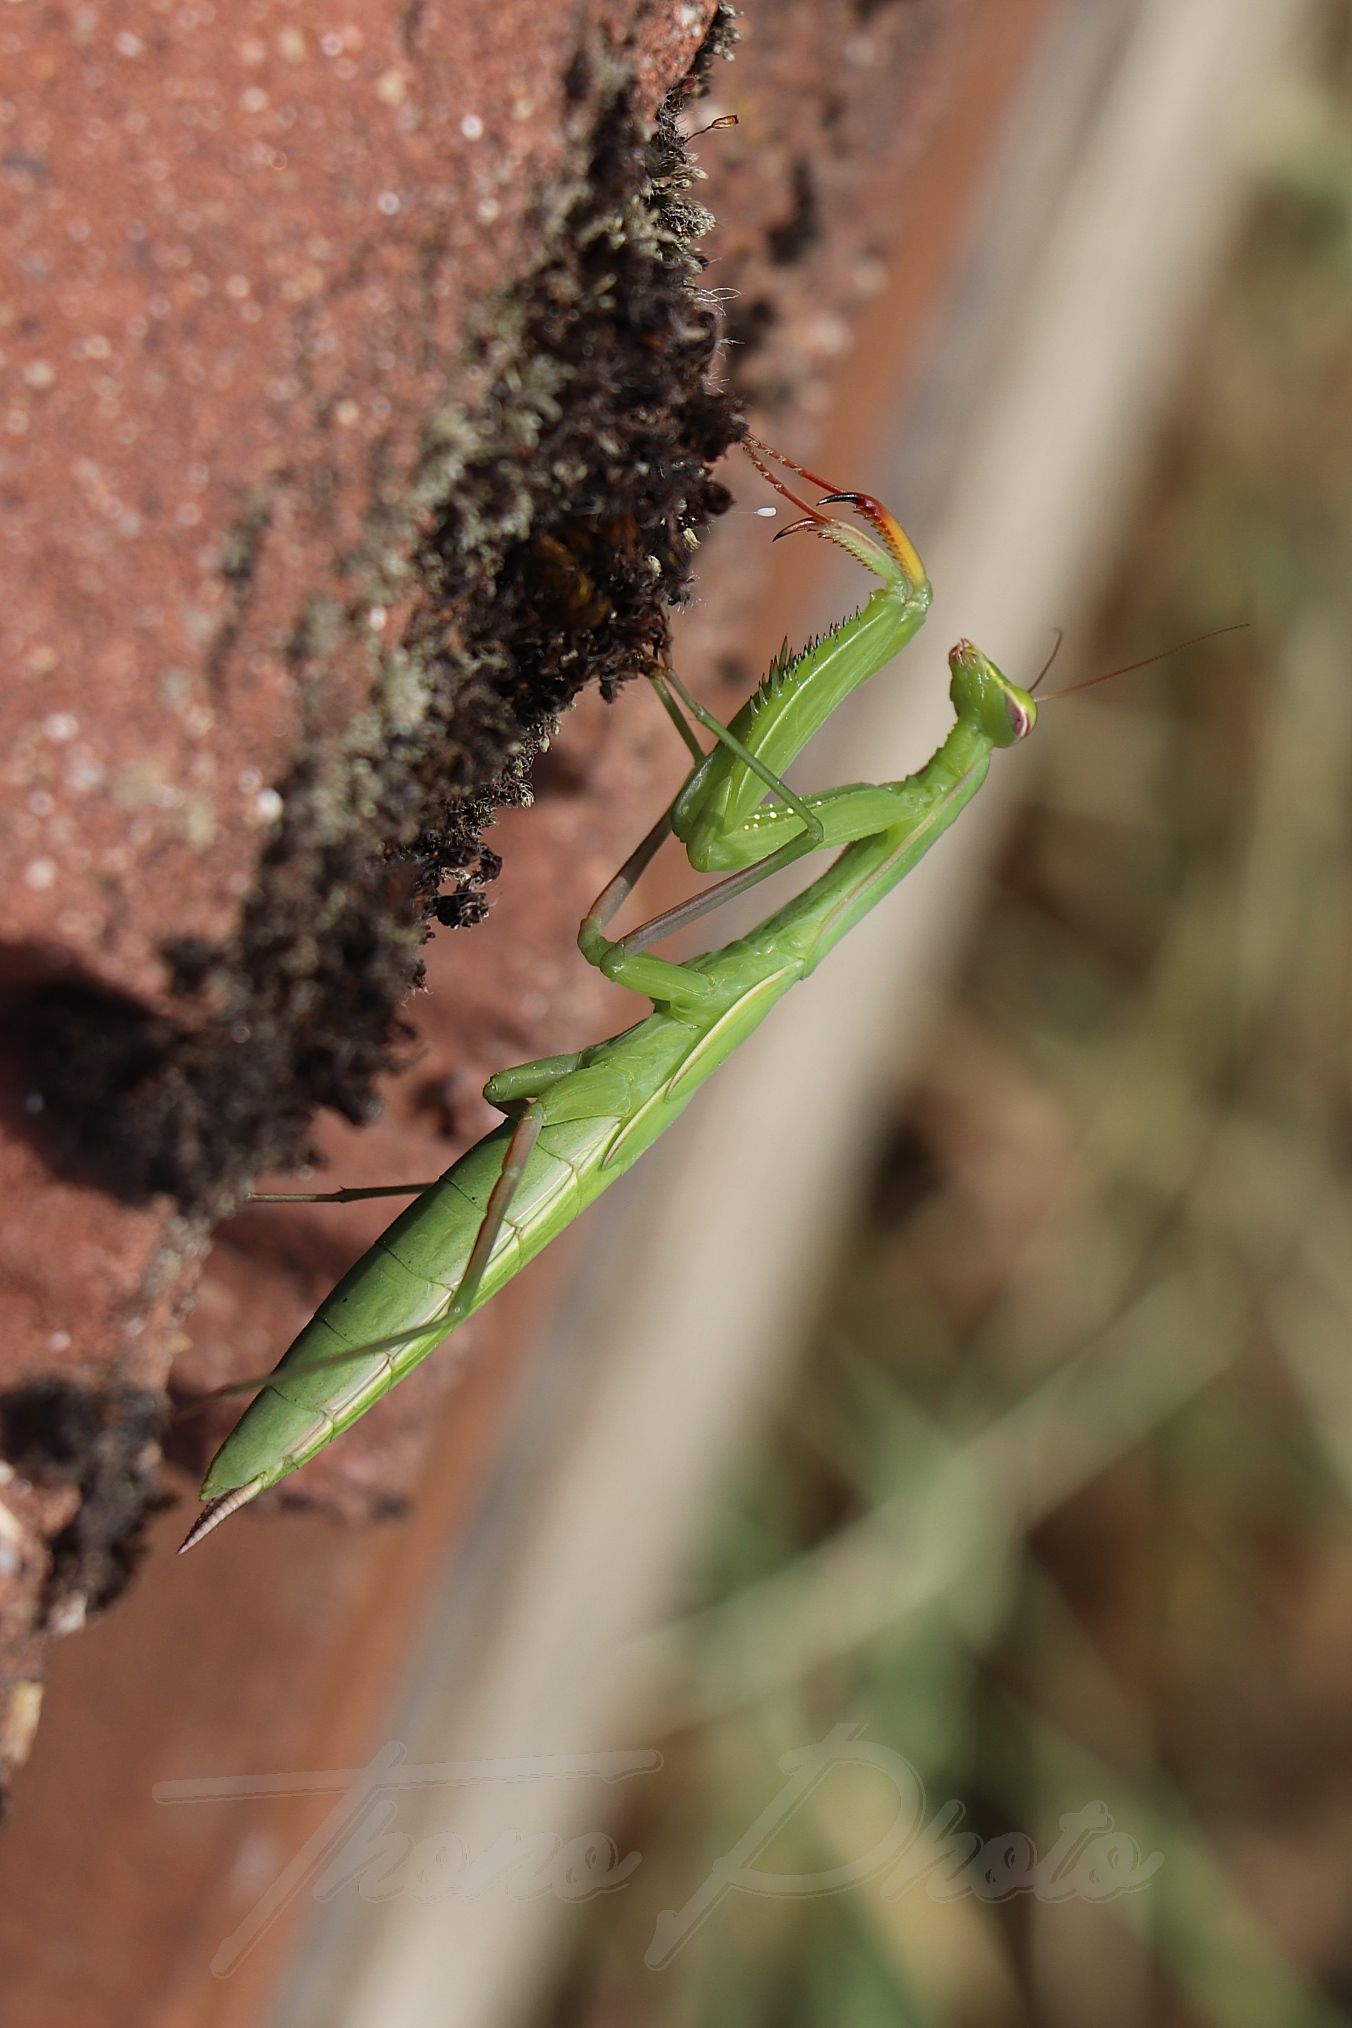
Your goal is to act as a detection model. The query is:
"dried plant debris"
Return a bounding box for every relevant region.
[25,23,742,1211]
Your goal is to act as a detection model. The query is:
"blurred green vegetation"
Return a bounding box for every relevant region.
[540,6,1352,2022]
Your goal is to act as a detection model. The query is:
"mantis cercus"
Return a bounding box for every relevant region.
[179,436,1041,1551]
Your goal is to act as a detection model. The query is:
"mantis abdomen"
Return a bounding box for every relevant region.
[197,971,807,1507]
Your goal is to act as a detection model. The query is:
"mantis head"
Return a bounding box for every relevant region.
[948,640,1037,746]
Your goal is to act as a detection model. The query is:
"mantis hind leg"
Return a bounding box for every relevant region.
[438,1102,545,1328]
[424,1055,636,1320]
[180,1103,550,1448]
[452,1055,636,1313]
[244,1056,590,1205]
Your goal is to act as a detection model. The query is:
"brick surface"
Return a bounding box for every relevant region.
[0,0,966,1788]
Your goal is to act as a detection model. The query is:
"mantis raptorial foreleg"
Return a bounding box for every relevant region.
[583,444,933,987]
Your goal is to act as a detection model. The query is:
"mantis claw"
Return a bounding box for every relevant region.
[815,491,926,586]
[771,514,828,543]
[743,436,927,591]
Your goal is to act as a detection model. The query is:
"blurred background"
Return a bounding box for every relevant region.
[4,2,1351,2025]
[518,12,1352,2025]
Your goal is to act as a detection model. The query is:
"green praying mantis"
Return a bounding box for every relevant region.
[177,436,1083,1550]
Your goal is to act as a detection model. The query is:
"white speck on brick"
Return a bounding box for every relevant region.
[49,1595,88,1637]
[67,756,105,792]
[23,858,57,891]
[42,713,79,741]
[460,113,484,140]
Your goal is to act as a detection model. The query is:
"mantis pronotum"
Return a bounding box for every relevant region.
[180,437,1042,1551]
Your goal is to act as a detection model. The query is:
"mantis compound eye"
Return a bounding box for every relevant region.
[1003,688,1037,741]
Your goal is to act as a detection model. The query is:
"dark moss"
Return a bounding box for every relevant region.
[0,1382,166,1618]
[25,15,743,1209]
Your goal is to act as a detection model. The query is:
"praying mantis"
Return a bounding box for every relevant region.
[179,436,1042,1552]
